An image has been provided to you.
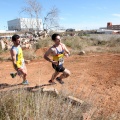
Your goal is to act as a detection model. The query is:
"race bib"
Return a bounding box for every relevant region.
[59,57,64,65]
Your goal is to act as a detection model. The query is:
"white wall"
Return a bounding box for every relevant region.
[8,19,21,30]
[20,18,42,30]
[97,29,119,34]
[8,18,43,31]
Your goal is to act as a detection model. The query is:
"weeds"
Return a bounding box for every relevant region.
[62,35,120,54]
[23,50,36,60]
[62,36,90,50]
[0,89,83,120]
[35,38,52,50]
[0,57,4,61]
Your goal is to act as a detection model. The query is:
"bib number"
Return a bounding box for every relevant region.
[59,57,64,65]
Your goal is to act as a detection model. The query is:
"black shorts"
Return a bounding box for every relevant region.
[52,64,65,72]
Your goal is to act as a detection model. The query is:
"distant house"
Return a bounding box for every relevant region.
[97,29,120,34]
[66,28,75,32]
[0,30,16,34]
[107,22,120,30]
[8,18,43,31]
[97,22,120,34]
[55,29,66,33]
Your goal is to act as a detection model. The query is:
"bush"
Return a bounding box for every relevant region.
[23,50,36,60]
[35,38,52,50]
[0,57,4,61]
[107,47,120,53]
[0,44,3,54]
[62,36,86,50]
[107,38,120,47]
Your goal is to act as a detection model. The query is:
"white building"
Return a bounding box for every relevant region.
[8,18,43,31]
[97,29,120,34]
[0,30,16,34]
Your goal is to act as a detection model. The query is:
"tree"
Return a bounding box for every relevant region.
[21,0,42,31]
[21,0,59,32]
[43,6,59,31]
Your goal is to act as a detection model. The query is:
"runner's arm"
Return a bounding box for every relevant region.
[44,48,53,63]
[63,44,70,56]
[44,48,59,65]
[10,49,17,70]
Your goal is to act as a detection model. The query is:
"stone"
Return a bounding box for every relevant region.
[42,88,59,96]
[66,96,84,106]
[25,60,30,64]
[0,40,5,50]
[79,50,85,55]
[83,108,97,120]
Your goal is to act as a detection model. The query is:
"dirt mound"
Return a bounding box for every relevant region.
[35,47,48,56]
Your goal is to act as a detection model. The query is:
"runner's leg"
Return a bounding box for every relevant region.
[18,65,27,82]
[59,69,70,80]
[51,71,59,82]
[22,65,27,81]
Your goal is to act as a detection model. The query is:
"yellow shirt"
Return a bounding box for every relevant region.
[53,45,64,66]
[11,46,24,68]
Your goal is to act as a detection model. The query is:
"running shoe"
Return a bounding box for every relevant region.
[22,80,29,85]
[56,77,64,84]
[48,80,56,84]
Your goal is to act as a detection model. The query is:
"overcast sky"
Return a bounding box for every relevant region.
[0,0,120,30]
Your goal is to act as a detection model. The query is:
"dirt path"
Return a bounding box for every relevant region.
[0,53,120,118]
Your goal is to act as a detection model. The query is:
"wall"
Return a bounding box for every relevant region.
[8,18,43,31]
[8,19,21,30]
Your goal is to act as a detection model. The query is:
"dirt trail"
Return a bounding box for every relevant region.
[0,53,120,117]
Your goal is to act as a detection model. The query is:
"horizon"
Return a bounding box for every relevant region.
[0,0,120,30]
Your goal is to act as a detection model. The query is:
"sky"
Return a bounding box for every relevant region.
[0,0,120,30]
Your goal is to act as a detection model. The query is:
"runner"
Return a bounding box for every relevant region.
[10,34,29,85]
[44,33,71,84]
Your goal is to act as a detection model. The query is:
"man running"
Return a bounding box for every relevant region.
[10,34,29,85]
[44,33,71,84]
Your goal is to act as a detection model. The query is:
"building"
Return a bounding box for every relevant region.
[97,22,120,34]
[107,22,120,30]
[0,30,16,34]
[97,29,120,34]
[8,18,43,31]
[55,29,66,33]
[66,28,75,32]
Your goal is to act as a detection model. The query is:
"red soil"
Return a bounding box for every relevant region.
[0,52,120,118]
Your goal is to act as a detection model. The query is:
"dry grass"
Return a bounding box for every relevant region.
[23,50,36,60]
[0,88,118,120]
[0,43,3,54]
[35,38,52,50]
[62,35,120,54]
[0,57,4,61]
[23,35,120,59]
[0,89,83,120]
[1,34,120,61]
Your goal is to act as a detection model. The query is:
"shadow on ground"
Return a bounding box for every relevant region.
[0,83,54,91]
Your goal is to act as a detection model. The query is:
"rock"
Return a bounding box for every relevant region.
[66,96,84,106]
[42,88,59,96]
[83,108,97,120]
[0,40,5,50]
[25,60,30,64]
[7,57,12,61]
[30,87,43,92]
[79,50,85,55]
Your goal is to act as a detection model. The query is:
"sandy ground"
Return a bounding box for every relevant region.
[0,52,120,118]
